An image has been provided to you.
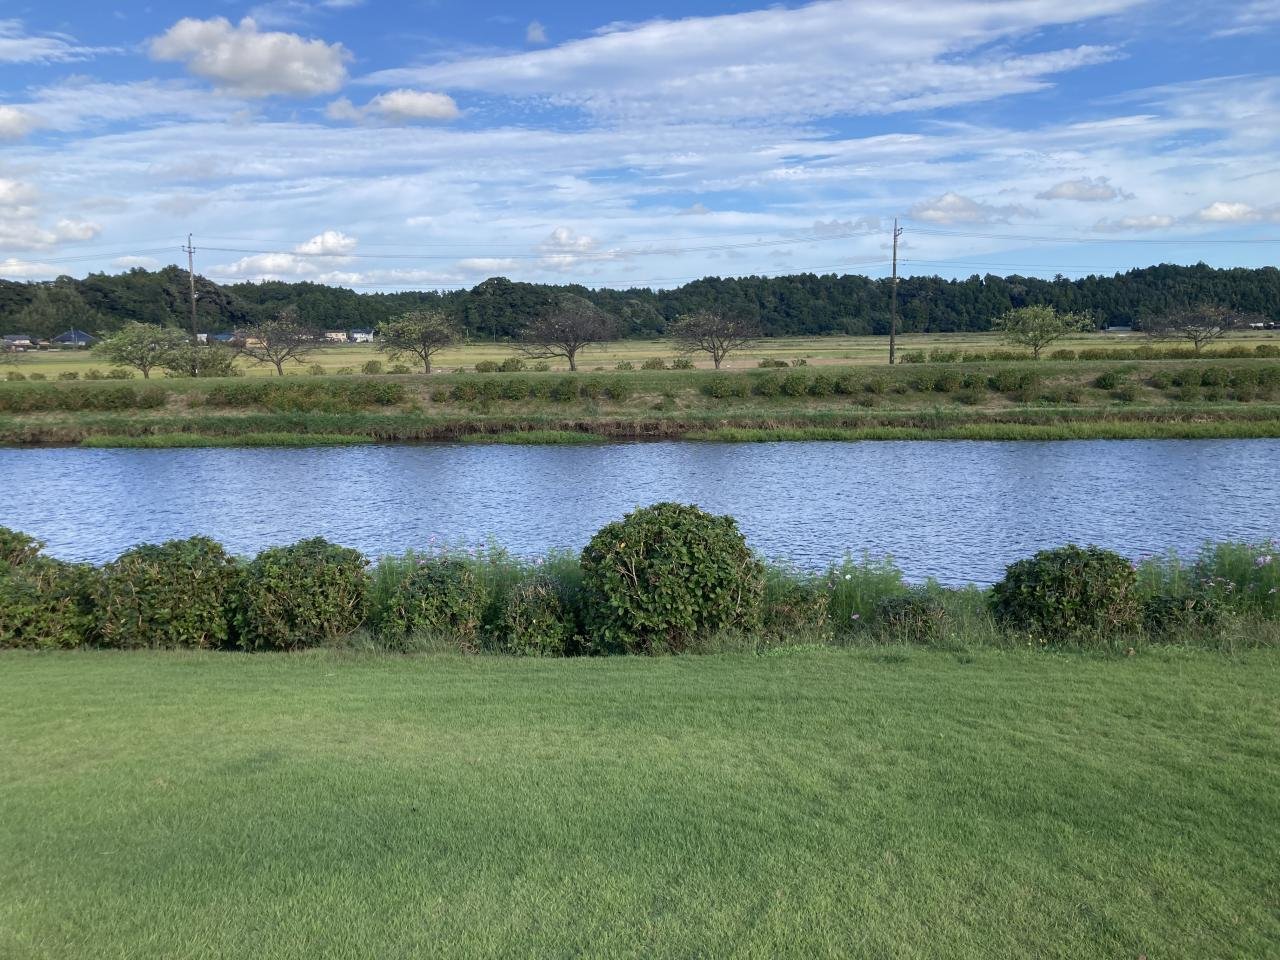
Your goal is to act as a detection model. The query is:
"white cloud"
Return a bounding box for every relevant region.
[909,192,1034,224]
[0,257,60,279]
[0,178,39,210]
[326,90,460,123]
[111,256,161,270]
[1035,176,1131,201]
[366,0,1136,122]
[215,229,358,277]
[150,17,350,97]
[0,105,37,140]
[1092,214,1176,232]
[526,21,549,44]
[1212,1,1280,37]
[0,19,106,64]
[1191,201,1280,223]
[367,89,460,122]
[813,217,881,236]
[295,229,357,254]
[0,216,101,250]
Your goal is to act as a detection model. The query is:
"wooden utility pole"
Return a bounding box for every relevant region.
[889,217,903,364]
[183,233,199,344]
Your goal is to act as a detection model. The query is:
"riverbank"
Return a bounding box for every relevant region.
[2,647,1276,960]
[3,357,1280,446]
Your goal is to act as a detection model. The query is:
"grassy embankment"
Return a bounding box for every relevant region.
[4,349,1280,446]
[1,648,1276,959]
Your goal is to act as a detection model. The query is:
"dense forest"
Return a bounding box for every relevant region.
[1,262,1277,341]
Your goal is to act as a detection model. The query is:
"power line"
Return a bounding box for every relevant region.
[904,224,1280,244]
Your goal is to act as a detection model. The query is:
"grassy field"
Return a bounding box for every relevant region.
[4,354,1280,445]
[8,329,1280,378]
[1,648,1277,959]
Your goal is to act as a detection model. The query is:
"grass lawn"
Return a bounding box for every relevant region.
[2,648,1277,959]
[10,328,1280,377]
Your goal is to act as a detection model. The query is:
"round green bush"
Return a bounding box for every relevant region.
[496,576,575,656]
[373,556,485,650]
[95,536,240,648]
[991,545,1140,641]
[0,558,97,649]
[581,503,764,654]
[234,539,368,650]
[780,373,809,396]
[754,375,781,397]
[763,577,830,640]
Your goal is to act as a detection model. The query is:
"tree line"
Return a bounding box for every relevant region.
[2,261,1279,341]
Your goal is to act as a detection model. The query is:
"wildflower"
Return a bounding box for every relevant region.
[851,613,860,621]
[844,574,852,581]
[1256,555,1273,566]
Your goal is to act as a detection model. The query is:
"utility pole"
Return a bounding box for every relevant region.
[183,233,199,344]
[889,217,903,364]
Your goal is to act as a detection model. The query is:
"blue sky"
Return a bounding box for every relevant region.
[1,0,1278,290]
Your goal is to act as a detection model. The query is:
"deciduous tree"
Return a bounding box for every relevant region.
[95,322,190,379]
[669,309,760,369]
[1142,304,1256,353]
[994,305,1094,360]
[238,310,318,376]
[377,310,459,374]
[518,294,617,371]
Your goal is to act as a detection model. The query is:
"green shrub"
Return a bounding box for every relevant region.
[1188,541,1280,618]
[477,378,502,401]
[531,361,550,372]
[671,357,695,370]
[876,589,948,644]
[1113,383,1139,402]
[988,369,1040,393]
[605,378,633,401]
[494,576,575,656]
[452,379,481,401]
[370,554,486,651]
[474,360,499,373]
[614,360,634,371]
[808,373,836,396]
[927,349,960,364]
[754,375,782,397]
[706,375,749,398]
[0,557,97,649]
[1048,349,1077,360]
[780,372,809,396]
[234,539,368,650]
[500,378,530,401]
[758,358,788,368]
[899,351,925,364]
[581,377,605,400]
[991,545,1140,641]
[27,373,46,381]
[933,371,963,393]
[1142,592,1223,636]
[361,360,384,376]
[864,377,887,395]
[308,363,327,376]
[388,364,411,375]
[1148,371,1172,389]
[581,503,764,654]
[790,358,808,367]
[640,357,668,370]
[1200,367,1230,387]
[550,377,578,401]
[335,366,355,376]
[58,371,79,381]
[1255,344,1279,358]
[5,371,25,381]
[954,387,985,405]
[498,357,525,373]
[95,537,239,648]
[833,373,858,395]
[429,387,449,402]
[0,526,42,568]
[1093,369,1125,390]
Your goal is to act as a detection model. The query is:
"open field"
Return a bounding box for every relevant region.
[7,329,1280,378]
[4,354,1280,444]
[1,648,1276,959]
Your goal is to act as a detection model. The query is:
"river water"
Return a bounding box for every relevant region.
[2,439,1276,583]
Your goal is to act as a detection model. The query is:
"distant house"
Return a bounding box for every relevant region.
[210,332,238,344]
[1104,324,1134,334]
[350,328,375,343]
[3,333,35,351]
[324,330,349,343]
[51,329,97,348]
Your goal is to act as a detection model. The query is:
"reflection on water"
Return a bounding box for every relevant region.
[2,439,1277,584]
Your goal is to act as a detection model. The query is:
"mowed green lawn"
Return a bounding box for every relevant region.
[2,649,1277,959]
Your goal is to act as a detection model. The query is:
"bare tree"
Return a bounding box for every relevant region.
[1143,304,1256,354]
[518,294,617,371]
[238,310,318,376]
[377,310,459,374]
[669,309,760,369]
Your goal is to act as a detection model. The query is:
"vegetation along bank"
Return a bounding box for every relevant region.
[4,353,1280,445]
[3,503,1277,654]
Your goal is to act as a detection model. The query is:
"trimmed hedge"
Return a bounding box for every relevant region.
[234,539,368,650]
[0,557,97,649]
[371,555,486,650]
[991,544,1140,641]
[581,503,765,654]
[94,536,240,648]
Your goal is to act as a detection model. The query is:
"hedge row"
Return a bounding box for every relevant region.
[4,510,1277,654]
[200,380,406,411]
[0,384,169,412]
[904,344,1280,363]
